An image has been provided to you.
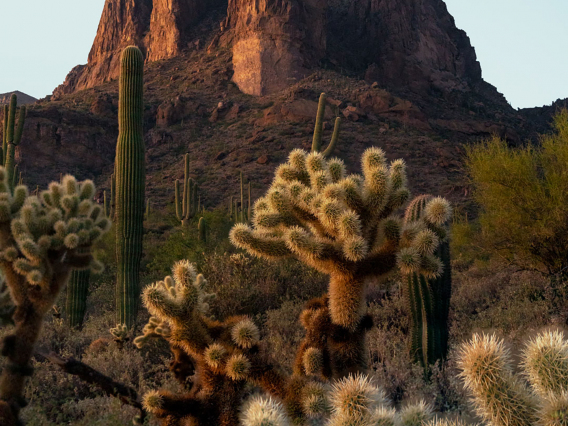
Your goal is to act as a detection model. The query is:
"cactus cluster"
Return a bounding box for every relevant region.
[114,45,146,328]
[0,170,109,423]
[459,330,568,426]
[2,94,26,191]
[135,260,445,426]
[175,153,199,226]
[135,259,282,425]
[401,195,452,369]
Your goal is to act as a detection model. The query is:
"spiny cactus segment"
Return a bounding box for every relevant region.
[2,94,26,191]
[458,331,568,426]
[311,93,341,158]
[66,269,91,328]
[0,170,109,422]
[175,153,199,226]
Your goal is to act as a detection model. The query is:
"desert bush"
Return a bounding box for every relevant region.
[465,109,568,277]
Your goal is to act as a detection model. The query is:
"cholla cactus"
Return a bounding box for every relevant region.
[242,374,434,426]
[231,148,450,331]
[0,171,109,423]
[135,260,290,425]
[0,274,14,326]
[230,147,450,380]
[458,330,568,426]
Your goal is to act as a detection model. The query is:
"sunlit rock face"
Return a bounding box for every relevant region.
[53,0,224,97]
[54,0,483,98]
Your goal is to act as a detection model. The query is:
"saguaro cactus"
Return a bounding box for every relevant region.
[311,93,341,158]
[402,195,452,368]
[66,269,91,328]
[2,94,26,191]
[114,45,146,328]
[198,217,207,242]
[174,153,198,226]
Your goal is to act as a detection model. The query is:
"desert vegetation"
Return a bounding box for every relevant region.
[1,44,568,426]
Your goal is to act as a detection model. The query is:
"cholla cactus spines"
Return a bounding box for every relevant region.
[458,333,538,426]
[231,147,449,332]
[115,45,146,328]
[66,269,90,328]
[3,94,26,191]
[241,395,290,426]
[133,315,172,348]
[521,330,568,397]
[0,275,15,326]
[0,171,109,422]
[398,401,434,426]
[141,263,215,356]
[312,93,341,158]
[424,417,469,426]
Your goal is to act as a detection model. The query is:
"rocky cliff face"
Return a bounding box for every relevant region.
[55,0,488,99]
[228,0,327,96]
[326,0,482,93]
[53,0,225,97]
[0,91,37,105]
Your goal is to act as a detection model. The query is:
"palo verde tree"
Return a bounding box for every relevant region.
[465,109,568,277]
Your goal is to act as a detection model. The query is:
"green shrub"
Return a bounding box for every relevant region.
[465,109,568,276]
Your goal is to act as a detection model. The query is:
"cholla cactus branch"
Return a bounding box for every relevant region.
[0,170,109,422]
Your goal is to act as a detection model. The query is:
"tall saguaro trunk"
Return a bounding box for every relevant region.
[115,46,146,328]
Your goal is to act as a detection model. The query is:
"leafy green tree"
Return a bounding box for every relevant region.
[465,109,568,276]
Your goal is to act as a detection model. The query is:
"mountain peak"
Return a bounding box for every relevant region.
[53,0,496,102]
[0,91,37,105]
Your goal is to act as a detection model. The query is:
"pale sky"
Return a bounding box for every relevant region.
[0,0,566,109]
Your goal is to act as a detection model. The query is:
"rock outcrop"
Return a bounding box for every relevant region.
[228,0,327,96]
[0,91,37,105]
[326,0,482,93]
[53,0,225,97]
[55,0,491,100]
